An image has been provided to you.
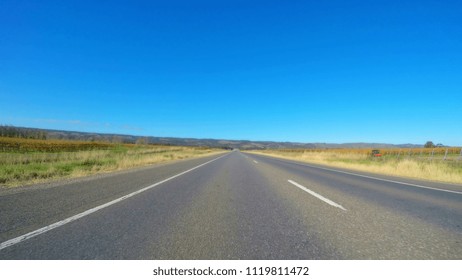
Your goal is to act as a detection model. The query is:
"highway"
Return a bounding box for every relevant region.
[1,151,461,259]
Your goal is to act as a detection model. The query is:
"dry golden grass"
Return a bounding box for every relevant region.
[248,149,462,184]
[0,141,225,187]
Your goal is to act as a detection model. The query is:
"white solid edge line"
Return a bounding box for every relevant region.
[296,162,462,195]
[288,179,347,211]
[259,155,462,195]
[0,153,229,251]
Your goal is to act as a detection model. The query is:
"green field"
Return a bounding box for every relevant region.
[0,137,223,187]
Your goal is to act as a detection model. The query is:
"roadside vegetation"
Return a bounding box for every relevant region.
[0,137,224,187]
[248,148,462,184]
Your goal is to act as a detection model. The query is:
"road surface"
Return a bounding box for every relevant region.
[1,151,461,259]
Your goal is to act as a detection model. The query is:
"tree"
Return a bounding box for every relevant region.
[111,136,123,144]
[424,141,435,148]
[136,137,148,145]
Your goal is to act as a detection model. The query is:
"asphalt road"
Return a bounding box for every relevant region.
[1,151,461,259]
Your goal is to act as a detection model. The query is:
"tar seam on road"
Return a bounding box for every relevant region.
[288,179,347,211]
[259,155,462,195]
[0,153,229,251]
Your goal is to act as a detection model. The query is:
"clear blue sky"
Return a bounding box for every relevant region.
[1,0,461,146]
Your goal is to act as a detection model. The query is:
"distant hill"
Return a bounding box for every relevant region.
[0,125,423,150]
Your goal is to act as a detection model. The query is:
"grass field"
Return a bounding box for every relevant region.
[248,148,462,185]
[0,137,224,187]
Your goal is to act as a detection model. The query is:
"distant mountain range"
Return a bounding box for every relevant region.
[0,125,423,150]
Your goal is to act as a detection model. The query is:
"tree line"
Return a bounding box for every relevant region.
[0,125,48,140]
